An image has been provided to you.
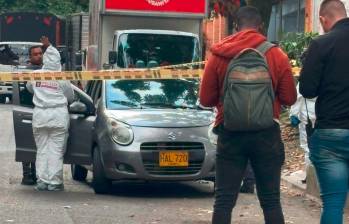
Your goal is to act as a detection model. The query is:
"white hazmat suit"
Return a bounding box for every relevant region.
[26,45,74,187]
[289,83,316,167]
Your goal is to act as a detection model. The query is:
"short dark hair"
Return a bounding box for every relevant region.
[320,0,347,18]
[236,6,263,29]
[28,45,42,56]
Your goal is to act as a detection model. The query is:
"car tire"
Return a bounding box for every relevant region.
[0,95,5,104]
[92,147,112,194]
[71,164,88,181]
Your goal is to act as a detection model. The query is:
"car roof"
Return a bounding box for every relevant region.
[0,41,42,46]
[115,29,199,39]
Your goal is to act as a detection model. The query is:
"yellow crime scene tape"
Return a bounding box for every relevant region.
[0,61,300,82]
[0,61,206,82]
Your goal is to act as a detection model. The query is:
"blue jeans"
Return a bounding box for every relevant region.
[309,129,349,224]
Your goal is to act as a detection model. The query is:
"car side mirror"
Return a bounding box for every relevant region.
[109,51,117,65]
[69,101,87,114]
[71,85,96,115]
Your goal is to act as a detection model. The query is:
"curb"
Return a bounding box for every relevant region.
[281,175,321,205]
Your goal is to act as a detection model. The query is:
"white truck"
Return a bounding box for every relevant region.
[86,0,207,70]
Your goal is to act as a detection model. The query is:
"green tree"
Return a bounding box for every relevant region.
[209,0,280,34]
[0,0,89,16]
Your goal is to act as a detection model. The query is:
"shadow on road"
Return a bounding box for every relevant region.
[81,180,215,198]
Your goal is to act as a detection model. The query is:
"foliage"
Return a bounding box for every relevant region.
[279,32,319,67]
[209,0,277,33]
[0,0,89,16]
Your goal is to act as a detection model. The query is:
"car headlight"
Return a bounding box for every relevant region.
[108,118,134,146]
[208,123,218,145]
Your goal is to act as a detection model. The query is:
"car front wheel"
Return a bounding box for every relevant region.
[92,146,112,194]
[71,164,88,181]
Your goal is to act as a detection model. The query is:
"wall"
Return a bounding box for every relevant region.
[309,0,349,33]
[268,0,306,41]
[202,15,227,60]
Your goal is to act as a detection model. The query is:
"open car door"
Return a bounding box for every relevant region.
[13,82,95,165]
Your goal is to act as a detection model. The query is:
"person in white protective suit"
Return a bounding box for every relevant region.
[26,37,74,191]
[289,83,316,183]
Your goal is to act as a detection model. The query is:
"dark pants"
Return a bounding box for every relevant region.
[243,161,255,186]
[212,126,256,187]
[212,123,285,224]
[22,162,36,178]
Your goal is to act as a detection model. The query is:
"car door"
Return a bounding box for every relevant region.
[13,82,95,165]
[13,82,36,162]
[64,85,95,165]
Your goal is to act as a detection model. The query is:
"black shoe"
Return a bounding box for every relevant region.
[21,175,36,186]
[240,183,255,194]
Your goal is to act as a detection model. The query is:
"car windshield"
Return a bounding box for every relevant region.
[106,79,200,110]
[117,33,200,68]
[0,43,39,65]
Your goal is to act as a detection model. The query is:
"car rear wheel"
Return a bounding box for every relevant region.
[92,147,112,194]
[71,164,88,181]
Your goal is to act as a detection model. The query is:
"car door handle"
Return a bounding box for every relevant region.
[22,119,32,124]
[22,115,32,120]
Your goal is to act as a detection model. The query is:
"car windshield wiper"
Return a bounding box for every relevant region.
[109,100,141,109]
[140,102,196,109]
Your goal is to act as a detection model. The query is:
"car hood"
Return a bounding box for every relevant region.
[105,109,215,128]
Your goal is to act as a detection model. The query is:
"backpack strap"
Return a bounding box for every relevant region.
[256,41,276,55]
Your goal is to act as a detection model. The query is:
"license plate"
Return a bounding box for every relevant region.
[159,151,189,167]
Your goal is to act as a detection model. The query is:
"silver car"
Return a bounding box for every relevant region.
[13,79,216,194]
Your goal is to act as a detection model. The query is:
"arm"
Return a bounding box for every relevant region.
[199,55,220,107]
[274,48,297,106]
[289,84,303,118]
[61,82,74,103]
[299,40,323,98]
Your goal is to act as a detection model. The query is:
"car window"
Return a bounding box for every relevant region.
[19,82,34,108]
[105,79,199,109]
[85,81,94,96]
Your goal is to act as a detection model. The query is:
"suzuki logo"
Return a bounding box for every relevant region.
[146,0,170,7]
[168,132,176,141]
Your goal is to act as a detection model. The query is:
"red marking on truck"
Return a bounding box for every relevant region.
[105,0,206,14]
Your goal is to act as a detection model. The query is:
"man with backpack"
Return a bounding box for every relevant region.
[199,6,296,224]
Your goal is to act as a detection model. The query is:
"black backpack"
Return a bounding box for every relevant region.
[223,42,276,131]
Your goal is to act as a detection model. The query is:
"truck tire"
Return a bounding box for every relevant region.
[71,164,88,181]
[0,96,5,104]
[92,147,111,194]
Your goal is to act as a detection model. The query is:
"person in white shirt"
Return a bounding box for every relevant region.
[26,37,74,191]
[289,83,316,183]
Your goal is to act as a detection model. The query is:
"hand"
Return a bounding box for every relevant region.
[40,36,50,49]
[290,115,301,127]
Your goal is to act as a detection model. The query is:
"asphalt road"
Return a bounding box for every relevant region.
[0,104,322,224]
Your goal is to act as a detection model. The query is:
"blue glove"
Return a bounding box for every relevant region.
[290,115,301,127]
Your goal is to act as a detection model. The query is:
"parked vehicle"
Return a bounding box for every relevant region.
[86,0,207,70]
[13,79,216,194]
[14,0,216,194]
[0,12,65,46]
[0,41,42,103]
